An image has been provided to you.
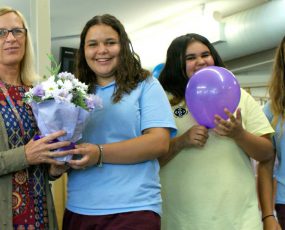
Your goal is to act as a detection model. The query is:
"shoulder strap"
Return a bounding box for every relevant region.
[0,81,25,137]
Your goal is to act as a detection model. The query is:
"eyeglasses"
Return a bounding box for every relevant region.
[0,28,27,39]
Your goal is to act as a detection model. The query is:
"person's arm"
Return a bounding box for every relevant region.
[0,145,28,175]
[233,131,273,162]
[61,127,171,170]
[24,130,71,165]
[159,125,208,167]
[257,155,281,230]
[214,108,274,162]
[48,164,70,180]
[0,130,70,176]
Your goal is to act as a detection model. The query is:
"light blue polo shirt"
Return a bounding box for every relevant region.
[66,77,176,215]
[263,102,285,205]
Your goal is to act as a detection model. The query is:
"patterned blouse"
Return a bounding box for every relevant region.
[0,81,49,230]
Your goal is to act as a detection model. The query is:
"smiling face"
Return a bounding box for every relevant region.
[84,24,121,86]
[0,12,26,68]
[185,40,215,78]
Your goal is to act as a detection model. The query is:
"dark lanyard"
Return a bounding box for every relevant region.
[0,81,25,137]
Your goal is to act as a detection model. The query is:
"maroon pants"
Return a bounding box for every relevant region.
[62,209,160,230]
[276,204,285,229]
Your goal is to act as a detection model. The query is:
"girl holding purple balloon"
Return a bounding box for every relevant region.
[158,33,274,230]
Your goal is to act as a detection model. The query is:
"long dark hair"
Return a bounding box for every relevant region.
[76,14,150,103]
[159,33,225,105]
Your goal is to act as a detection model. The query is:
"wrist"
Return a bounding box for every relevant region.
[49,164,70,177]
[95,144,104,167]
[178,134,188,149]
[262,214,275,222]
[233,128,246,141]
[48,173,61,180]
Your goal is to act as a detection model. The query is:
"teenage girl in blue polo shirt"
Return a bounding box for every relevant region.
[57,14,176,230]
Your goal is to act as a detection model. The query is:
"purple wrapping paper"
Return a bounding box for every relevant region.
[31,100,90,161]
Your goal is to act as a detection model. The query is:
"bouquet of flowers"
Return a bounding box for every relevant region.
[24,55,102,161]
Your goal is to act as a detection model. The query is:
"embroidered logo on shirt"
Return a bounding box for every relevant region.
[174,107,188,118]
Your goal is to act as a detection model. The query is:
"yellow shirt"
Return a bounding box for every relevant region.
[160,89,274,230]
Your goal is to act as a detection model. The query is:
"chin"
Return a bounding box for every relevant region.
[96,69,116,78]
[3,58,22,66]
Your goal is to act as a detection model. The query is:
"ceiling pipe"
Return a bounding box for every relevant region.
[214,0,285,61]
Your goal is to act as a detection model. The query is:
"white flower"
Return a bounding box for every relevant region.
[23,71,102,111]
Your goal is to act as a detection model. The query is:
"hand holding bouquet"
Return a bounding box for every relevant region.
[24,55,102,161]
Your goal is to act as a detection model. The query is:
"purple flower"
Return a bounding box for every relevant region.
[85,94,103,110]
[32,84,45,97]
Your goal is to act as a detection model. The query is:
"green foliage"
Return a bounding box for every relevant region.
[46,54,61,76]
[72,89,88,110]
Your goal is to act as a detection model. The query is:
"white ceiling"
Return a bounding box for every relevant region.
[3,0,285,78]
[49,0,267,37]
[49,0,272,68]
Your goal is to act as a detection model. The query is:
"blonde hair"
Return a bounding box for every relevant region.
[0,6,38,85]
[268,35,285,129]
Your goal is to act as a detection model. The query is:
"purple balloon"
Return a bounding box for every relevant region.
[185,66,241,129]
